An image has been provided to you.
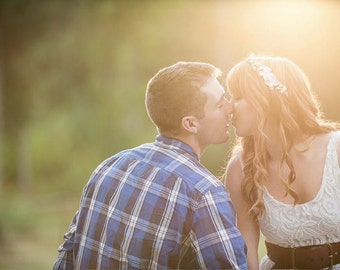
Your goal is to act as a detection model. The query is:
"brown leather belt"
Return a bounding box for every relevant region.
[265,241,340,269]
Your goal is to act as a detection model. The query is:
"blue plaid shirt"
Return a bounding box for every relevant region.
[53,135,247,270]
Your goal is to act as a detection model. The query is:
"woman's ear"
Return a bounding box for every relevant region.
[182,116,198,134]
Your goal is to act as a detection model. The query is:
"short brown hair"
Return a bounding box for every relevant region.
[145,61,221,136]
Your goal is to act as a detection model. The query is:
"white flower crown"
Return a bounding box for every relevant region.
[247,54,287,95]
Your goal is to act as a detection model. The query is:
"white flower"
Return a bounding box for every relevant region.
[247,54,288,95]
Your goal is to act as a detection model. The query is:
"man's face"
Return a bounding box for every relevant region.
[196,77,232,148]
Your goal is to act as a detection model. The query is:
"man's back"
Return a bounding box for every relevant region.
[54,136,247,269]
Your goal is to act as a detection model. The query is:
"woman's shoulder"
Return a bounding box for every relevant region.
[308,131,338,151]
[324,130,340,152]
[225,151,244,190]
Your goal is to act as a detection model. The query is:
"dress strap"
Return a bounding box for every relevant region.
[329,131,340,151]
[327,131,340,178]
[335,130,340,139]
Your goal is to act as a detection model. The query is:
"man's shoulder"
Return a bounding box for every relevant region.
[94,142,224,191]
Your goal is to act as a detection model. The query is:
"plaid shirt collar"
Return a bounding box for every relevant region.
[156,135,199,161]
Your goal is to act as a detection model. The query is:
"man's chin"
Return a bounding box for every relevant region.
[217,134,230,144]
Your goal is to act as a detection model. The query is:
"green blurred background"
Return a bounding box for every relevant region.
[0,0,339,268]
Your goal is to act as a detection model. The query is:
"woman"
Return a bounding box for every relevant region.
[224,54,340,269]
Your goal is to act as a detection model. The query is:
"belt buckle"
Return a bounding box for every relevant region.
[291,246,299,270]
[325,243,334,269]
[291,243,334,270]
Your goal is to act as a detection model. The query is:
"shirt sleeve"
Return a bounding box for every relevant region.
[52,212,78,270]
[191,187,248,270]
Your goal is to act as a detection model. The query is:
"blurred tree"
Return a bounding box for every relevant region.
[0,31,3,197]
[0,26,4,243]
[0,0,338,267]
[0,1,38,193]
[0,0,339,196]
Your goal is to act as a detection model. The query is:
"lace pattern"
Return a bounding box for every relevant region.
[258,131,340,269]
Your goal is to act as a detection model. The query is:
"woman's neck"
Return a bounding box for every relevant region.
[262,123,284,162]
[263,123,315,162]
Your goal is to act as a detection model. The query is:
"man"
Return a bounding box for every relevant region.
[53,62,247,270]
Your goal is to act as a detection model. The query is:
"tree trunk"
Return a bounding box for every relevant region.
[0,46,3,199]
[0,22,4,199]
[0,40,4,243]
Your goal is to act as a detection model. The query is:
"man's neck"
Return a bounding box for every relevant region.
[168,134,205,159]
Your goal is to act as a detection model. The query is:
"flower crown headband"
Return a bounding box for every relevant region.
[247,54,287,95]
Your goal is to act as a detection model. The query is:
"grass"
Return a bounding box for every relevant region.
[0,192,78,270]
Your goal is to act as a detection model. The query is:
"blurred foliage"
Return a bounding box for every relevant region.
[0,0,339,268]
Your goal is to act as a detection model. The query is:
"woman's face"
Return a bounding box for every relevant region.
[230,93,258,137]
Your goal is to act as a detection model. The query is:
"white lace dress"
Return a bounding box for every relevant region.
[258,131,340,270]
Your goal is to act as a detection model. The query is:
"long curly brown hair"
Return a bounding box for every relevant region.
[226,54,338,216]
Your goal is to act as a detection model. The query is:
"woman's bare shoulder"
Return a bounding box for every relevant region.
[225,151,244,191]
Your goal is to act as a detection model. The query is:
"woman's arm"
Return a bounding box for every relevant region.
[225,155,260,270]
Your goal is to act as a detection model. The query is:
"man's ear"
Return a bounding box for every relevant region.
[182,116,198,134]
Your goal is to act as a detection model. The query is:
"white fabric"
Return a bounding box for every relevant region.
[258,131,340,269]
